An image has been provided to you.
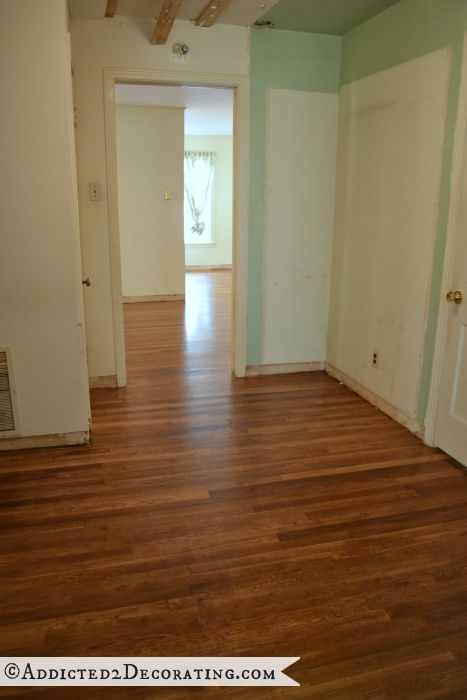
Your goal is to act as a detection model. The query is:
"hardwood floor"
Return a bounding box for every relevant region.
[1,271,467,698]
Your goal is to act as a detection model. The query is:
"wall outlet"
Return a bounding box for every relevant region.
[89,182,101,201]
[372,351,379,368]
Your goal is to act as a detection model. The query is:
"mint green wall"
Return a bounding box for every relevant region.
[248,30,341,364]
[341,0,467,425]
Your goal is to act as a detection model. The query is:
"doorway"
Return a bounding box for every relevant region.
[102,68,249,387]
[113,82,234,381]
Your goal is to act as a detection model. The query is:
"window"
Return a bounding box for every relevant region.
[184,151,215,245]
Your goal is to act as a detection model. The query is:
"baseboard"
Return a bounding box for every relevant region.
[123,294,185,303]
[185,266,232,272]
[89,375,118,389]
[246,362,324,377]
[0,430,90,452]
[325,362,422,436]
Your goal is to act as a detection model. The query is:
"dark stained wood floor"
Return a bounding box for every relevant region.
[1,271,467,699]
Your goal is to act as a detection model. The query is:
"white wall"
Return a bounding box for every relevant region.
[327,50,450,428]
[184,135,233,268]
[117,105,185,298]
[0,0,90,443]
[71,17,249,380]
[262,89,339,365]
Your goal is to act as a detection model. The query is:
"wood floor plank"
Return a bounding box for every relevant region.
[1,271,467,698]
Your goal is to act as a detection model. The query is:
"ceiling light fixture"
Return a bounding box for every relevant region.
[172,41,190,64]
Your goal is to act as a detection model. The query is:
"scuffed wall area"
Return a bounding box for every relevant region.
[340,0,467,427]
[328,50,450,427]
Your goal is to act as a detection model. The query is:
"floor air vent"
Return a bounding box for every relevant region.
[0,349,17,433]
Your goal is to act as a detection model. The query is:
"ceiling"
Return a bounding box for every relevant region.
[262,0,401,35]
[70,0,279,26]
[115,84,234,136]
[70,0,403,35]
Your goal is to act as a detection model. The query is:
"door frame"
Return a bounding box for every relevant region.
[103,67,250,386]
[425,31,467,446]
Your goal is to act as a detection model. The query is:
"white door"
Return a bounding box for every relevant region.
[434,129,467,466]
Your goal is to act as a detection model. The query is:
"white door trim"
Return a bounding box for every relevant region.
[425,31,467,445]
[103,67,250,386]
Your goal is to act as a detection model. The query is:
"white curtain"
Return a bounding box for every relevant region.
[184,151,215,237]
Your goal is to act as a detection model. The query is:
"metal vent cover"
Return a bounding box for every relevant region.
[0,349,18,433]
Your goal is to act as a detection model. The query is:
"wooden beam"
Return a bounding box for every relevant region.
[105,0,118,17]
[195,0,231,28]
[151,0,182,44]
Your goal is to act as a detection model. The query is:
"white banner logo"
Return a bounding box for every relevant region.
[0,657,300,687]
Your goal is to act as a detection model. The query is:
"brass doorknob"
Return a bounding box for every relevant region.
[82,278,91,287]
[446,290,463,304]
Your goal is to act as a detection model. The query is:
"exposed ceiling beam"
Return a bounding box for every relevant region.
[195,0,232,28]
[151,0,183,44]
[105,0,118,17]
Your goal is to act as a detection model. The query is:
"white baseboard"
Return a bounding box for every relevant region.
[246,362,324,376]
[325,362,422,436]
[123,294,185,303]
[185,266,232,272]
[89,375,118,389]
[0,430,90,451]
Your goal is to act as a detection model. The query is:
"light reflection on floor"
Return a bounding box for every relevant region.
[123,271,232,415]
[183,272,231,371]
[184,272,214,344]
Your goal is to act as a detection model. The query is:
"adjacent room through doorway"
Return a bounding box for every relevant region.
[114,83,234,380]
